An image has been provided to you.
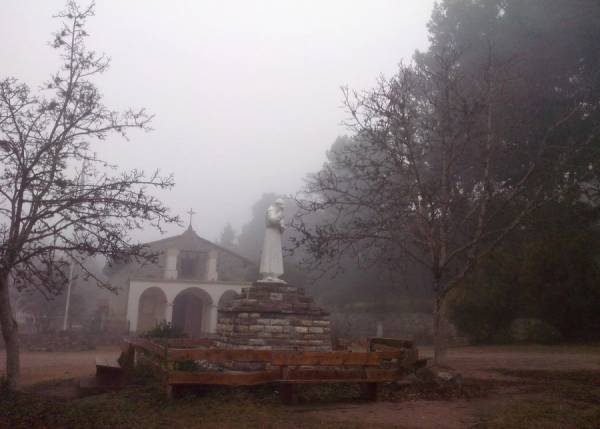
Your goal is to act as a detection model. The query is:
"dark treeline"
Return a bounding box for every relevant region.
[425,0,600,345]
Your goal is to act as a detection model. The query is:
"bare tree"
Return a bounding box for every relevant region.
[292,43,599,363]
[0,2,178,390]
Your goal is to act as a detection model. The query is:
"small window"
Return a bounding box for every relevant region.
[178,251,206,279]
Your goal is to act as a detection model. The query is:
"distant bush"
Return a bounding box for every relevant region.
[511,318,562,345]
[448,200,600,345]
[490,327,513,345]
[141,321,187,339]
[448,274,517,344]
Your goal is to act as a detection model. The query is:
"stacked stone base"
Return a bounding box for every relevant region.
[217,281,332,351]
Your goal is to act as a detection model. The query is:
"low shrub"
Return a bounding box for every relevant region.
[140,321,187,339]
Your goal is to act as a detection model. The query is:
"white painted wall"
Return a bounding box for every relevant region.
[164,248,179,279]
[206,249,218,281]
[126,279,247,333]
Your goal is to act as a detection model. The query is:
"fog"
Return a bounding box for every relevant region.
[0,0,434,241]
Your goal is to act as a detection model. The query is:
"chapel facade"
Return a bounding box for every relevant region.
[103,225,254,337]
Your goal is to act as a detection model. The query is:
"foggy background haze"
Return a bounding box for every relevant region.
[0,0,435,241]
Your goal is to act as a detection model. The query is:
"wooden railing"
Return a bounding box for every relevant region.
[120,337,421,402]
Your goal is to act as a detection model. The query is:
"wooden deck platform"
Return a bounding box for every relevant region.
[112,337,424,403]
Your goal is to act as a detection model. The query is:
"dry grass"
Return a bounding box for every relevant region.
[3,344,600,428]
[1,383,398,429]
[479,369,600,429]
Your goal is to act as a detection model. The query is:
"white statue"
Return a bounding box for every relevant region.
[259,198,285,282]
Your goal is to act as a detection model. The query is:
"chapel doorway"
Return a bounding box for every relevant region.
[137,287,167,333]
[172,288,212,338]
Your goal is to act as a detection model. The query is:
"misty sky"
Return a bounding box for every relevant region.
[1,0,435,242]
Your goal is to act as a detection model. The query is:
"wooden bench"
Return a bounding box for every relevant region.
[121,337,420,403]
[95,357,125,387]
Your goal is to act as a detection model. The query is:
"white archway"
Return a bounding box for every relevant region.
[172,287,213,338]
[136,287,167,334]
[218,289,240,309]
[126,280,247,333]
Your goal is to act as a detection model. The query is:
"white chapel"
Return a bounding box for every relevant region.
[102,225,254,337]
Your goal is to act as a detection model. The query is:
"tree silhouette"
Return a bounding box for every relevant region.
[0,2,178,389]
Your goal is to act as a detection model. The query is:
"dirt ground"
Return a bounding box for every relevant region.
[3,344,600,428]
[298,345,600,429]
[424,344,600,378]
[7,344,598,387]
[0,346,120,386]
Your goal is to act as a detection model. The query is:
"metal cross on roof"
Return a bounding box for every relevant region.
[186,208,196,228]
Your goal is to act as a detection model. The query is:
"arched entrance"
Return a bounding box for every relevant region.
[218,290,239,309]
[172,288,212,338]
[137,287,167,333]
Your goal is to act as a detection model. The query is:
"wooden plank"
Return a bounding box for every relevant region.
[279,378,394,384]
[368,337,414,351]
[165,338,215,348]
[167,348,405,365]
[285,368,367,381]
[166,367,403,387]
[283,368,401,383]
[128,337,167,357]
[400,347,419,367]
[271,350,404,366]
[95,357,120,369]
[272,351,374,366]
[168,369,280,386]
[375,350,408,361]
[167,348,273,363]
[135,338,166,357]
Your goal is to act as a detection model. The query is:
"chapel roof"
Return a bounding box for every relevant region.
[104,225,255,276]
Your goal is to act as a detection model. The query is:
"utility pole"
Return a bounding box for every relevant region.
[62,163,86,331]
[62,261,75,331]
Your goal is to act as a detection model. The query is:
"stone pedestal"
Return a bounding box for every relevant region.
[217,281,332,351]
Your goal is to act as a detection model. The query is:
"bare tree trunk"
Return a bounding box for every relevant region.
[0,273,20,390]
[432,289,447,365]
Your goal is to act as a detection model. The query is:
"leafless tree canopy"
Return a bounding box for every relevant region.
[293,31,600,362]
[0,1,178,389]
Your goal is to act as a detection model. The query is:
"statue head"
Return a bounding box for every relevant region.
[274,198,285,208]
